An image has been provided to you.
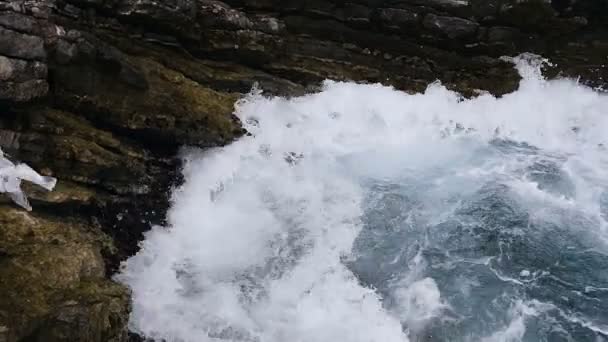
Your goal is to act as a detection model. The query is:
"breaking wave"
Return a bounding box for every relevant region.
[117,55,608,342]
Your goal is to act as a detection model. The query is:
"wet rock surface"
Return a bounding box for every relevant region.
[0,0,606,340]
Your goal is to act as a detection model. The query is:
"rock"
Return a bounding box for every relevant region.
[470,0,502,19]
[0,80,49,102]
[484,26,524,54]
[0,28,46,60]
[423,13,480,40]
[0,207,129,342]
[198,1,254,30]
[35,281,129,342]
[487,26,522,44]
[0,12,42,35]
[0,56,47,82]
[343,3,372,25]
[51,53,240,147]
[0,56,48,101]
[497,0,559,32]
[53,39,78,64]
[374,8,420,31]
[403,0,470,12]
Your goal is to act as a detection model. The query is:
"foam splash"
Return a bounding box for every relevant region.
[0,148,56,210]
[118,56,608,342]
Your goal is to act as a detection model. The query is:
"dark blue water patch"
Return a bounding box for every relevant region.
[349,178,608,342]
[524,159,576,199]
[489,138,541,156]
[348,184,426,294]
[490,138,576,198]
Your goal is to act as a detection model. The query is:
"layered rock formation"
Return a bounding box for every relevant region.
[0,0,606,340]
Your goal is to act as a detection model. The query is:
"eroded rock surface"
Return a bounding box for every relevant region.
[0,0,606,340]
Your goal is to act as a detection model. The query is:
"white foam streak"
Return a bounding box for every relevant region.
[482,300,554,342]
[393,278,448,334]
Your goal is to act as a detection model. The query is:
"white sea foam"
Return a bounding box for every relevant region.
[481,300,554,342]
[392,277,448,335]
[117,55,608,342]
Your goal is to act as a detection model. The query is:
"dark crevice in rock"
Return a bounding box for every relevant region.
[95,171,182,276]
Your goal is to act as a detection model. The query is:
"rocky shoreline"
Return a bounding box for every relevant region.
[0,0,606,340]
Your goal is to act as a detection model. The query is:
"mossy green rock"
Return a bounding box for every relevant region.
[52,52,243,147]
[0,207,129,342]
